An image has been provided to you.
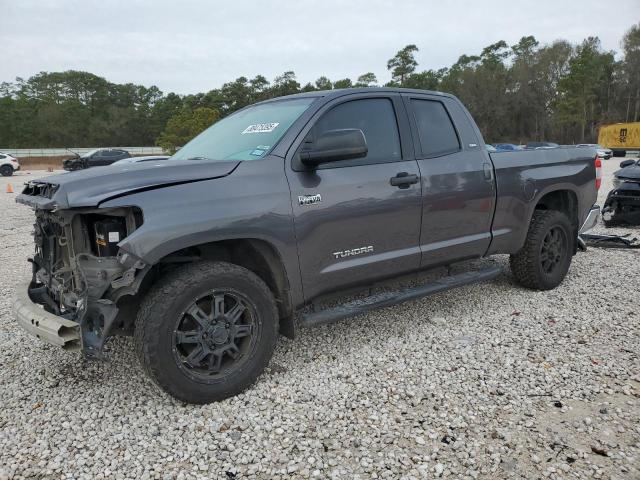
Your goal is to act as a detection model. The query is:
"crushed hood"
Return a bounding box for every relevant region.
[615,161,640,182]
[16,159,240,209]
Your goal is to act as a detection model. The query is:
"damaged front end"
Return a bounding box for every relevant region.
[16,182,147,359]
[602,180,640,227]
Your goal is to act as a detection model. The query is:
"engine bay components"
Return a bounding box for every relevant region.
[93,216,127,257]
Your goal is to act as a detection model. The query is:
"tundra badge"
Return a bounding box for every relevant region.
[333,246,374,259]
[298,194,322,206]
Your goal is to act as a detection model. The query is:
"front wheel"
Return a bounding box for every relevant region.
[135,261,278,404]
[0,165,13,177]
[510,210,574,290]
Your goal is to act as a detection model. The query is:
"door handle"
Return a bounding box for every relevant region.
[390,172,419,189]
[483,162,493,182]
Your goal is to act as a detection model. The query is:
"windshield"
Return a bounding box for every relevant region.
[172,97,316,162]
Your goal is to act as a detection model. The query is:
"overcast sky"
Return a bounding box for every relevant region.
[1,0,638,94]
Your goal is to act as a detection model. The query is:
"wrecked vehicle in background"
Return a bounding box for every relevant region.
[603,158,640,226]
[63,148,131,171]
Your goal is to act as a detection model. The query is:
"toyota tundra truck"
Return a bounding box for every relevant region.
[14,88,600,404]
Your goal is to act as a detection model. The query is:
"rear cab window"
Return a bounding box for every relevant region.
[408,98,460,158]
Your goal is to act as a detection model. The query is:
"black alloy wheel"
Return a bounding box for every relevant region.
[539,226,567,275]
[173,290,258,382]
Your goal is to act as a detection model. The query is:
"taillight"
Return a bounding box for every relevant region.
[595,156,602,190]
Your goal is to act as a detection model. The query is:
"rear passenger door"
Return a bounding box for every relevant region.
[402,94,495,267]
[286,93,422,301]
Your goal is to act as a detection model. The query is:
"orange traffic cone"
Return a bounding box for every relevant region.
[6,183,14,193]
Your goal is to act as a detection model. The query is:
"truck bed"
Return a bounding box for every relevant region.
[487,147,598,255]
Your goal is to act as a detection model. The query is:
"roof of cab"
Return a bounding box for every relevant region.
[258,87,455,104]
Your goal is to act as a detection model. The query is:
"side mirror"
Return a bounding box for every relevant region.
[620,159,635,168]
[300,129,367,167]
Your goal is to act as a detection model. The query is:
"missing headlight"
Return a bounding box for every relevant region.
[93,216,127,257]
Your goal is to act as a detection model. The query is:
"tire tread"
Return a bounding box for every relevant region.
[134,261,278,404]
[509,210,573,290]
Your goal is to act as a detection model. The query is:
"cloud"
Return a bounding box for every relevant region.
[1,0,637,94]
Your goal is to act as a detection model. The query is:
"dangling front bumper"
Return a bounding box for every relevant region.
[13,279,81,350]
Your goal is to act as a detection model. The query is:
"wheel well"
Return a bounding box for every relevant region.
[149,239,295,338]
[534,190,578,227]
[533,190,579,254]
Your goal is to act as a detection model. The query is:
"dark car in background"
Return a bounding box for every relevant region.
[63,148,131,171]
[613,158,640,186]
[602,158,640,226]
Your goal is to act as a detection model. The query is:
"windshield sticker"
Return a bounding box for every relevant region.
[242,123,279,134]
[250,145,270,156]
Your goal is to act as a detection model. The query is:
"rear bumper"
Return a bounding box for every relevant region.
[579,205,600,233]
[13,280,81,350]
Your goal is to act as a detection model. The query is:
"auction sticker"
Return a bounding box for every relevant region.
[242,123,279,134]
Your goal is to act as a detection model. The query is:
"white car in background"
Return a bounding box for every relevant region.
[0,152,20,176]
[577,144,613,159]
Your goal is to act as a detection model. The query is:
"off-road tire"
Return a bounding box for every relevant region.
[134,261,278,404]
[0,165,13,177]
[510,210,574,290]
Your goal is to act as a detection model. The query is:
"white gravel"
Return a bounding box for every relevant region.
[1,162,639,480]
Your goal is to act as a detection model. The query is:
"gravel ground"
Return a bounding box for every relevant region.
[1,161,639,480]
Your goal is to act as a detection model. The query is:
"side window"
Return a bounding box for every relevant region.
[410,99,460,157]
[309,98,401,166]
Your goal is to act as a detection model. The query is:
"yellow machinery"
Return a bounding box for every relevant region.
[598,122,640,156]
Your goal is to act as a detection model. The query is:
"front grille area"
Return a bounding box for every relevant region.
[22,181,59,199]
[613,189,640,198]
[32,212,80,311]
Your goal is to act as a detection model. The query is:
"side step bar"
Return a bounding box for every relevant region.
[300,266,502,328]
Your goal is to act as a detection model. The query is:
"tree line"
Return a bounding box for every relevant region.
[0,23,638,152]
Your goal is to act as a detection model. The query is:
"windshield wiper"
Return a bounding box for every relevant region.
[183,156,212,161]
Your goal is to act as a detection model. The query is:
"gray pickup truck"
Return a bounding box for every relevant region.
[15,88,600,404]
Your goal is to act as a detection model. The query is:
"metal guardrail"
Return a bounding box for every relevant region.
[0,147,165,158]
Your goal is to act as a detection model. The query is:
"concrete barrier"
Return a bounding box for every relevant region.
[18,156,70,170]
[17,153,167,170]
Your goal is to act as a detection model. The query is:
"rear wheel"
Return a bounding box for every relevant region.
[135,261,278,404]
[510,210,574,290]
[0,165,13,177]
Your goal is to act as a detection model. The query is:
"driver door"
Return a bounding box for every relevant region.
[286,93,422,301]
